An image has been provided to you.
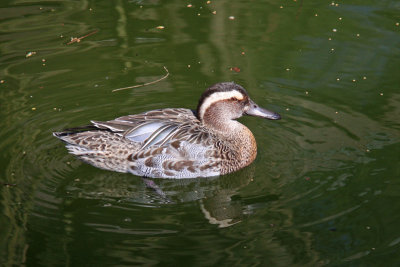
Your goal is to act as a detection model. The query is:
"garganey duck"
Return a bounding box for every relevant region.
[54,82,280,178]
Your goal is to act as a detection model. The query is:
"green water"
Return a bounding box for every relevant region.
[1,0,399,265]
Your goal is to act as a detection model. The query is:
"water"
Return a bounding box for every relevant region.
[1,0,399,265]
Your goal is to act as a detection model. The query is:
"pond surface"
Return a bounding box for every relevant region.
[1,0,399,265]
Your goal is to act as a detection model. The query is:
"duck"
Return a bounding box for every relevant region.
[53,82,281,178]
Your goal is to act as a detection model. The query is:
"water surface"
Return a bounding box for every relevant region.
[1,0,399,265]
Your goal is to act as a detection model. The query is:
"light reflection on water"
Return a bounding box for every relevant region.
[1,0,399,265]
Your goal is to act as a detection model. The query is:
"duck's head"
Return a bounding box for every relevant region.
[197,82,280,128]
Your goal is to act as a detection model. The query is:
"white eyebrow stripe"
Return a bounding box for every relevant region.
[199,90,244,119]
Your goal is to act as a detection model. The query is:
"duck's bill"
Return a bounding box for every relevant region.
[245,102,281,120]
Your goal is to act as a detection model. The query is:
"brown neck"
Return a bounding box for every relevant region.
[201,105,238,133]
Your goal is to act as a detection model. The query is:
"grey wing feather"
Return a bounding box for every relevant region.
[90,108,201,149]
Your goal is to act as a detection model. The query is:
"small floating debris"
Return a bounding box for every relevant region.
[31,107,36,111]
[230,67,241,72]
[2,183,17,187]
[229,16,235,20]
[332,28,337,32]
[26,51,36,58]
[212,11,217,15]
[67,29,98,45]
[69,37,79,44]
[156,25,165,29]
[206,1,211,4]
[112,66,170,92]
[187,4,192,7]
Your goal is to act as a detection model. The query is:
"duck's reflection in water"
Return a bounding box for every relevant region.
[67,164,256,228]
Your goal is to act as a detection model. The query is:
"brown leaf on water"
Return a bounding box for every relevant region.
[230,67,241,73]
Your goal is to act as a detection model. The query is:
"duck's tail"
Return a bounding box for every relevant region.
[53,129,138,173]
